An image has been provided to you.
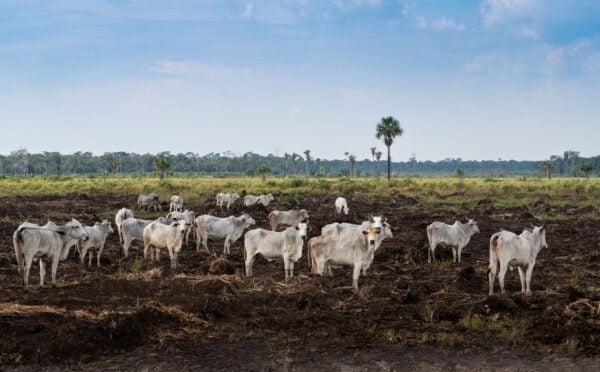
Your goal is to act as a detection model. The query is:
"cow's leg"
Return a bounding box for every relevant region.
[124,237,132,258]
[224,235,232,255]
[245,253,256,277]
[23,253,34,291]
[97,245,104,267]
[88,251,93,266]
[289,260,295,278]
[50,254,59,287]
[352,264,362,290]
[169,248,177,269]
[143,243,150,259]
[39,259,46,287]
[517,266,526,293]
[525,263,535,295]
[283,253,290,279]
[80,244,87,264]
[457,245,464,263]
[452,246,457,263]
[429,242,437,264]
[488,261,498,295]
[155,247,161,262]
[498,263,509,294]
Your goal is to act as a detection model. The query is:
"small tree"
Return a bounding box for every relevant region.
[283,153,291,177]
[257,164,271,181]
[303,149,312,177]
[370,147,377,176]
[455,167,464,178]
[581,163,593,178]
[375,151,382,177]
[154,158,171,180]
[345,152,357,177]
[540,161,554,179]
[375,116,404,181]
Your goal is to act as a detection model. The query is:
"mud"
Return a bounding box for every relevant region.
[1,192,599,370]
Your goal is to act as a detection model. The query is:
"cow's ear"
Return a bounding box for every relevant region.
[362,230,368,235]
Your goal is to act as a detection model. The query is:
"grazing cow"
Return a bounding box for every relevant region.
[244,222,308,279]
[195,214,256,254]
[243,194,275,208]
[216,193,240,211]
[170,195,184,213]
[166,210,196,246]
[13,219,89,290]
[80,220,114,267]
[268,209,309,231]
[335,197,349,215]
[426,219,480,263]
[120,218,152,257]
[115,208,134,244]
[143,220,190,269]
[488,226,548,295]
[138,193,161,211]
[309,227,381,290]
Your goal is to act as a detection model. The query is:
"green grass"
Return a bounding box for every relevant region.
[0,176,598,209]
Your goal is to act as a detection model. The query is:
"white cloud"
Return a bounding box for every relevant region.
[480,0,539,27]
[148,61,251,77]
[416,16,465,32]
[242,2,255,19]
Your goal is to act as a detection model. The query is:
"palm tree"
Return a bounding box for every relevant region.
[345,152,357,177]
[303,149,311,177]
[370,147,377,176]
[540,161,554,179]
[375,116,404,180]
[283,153,291,177]
[375,151,382,177]
[154,158,171,180]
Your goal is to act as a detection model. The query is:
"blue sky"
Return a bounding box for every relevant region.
[0,0,599,161]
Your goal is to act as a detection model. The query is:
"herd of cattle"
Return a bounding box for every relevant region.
[12,192,548,296]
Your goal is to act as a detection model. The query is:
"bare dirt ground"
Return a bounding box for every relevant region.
[1,192,600,370]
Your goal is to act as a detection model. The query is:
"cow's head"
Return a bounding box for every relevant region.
[467,219,480,234]
[381,221,393,240]
[171,221,189,236]
[362,227,382,246]
[295,222,308,239]
[101,220,114,234]
[240,214,256,227]
[369,215,383,229]
[266,194,274,202]
[299,209,309,220]
[534,225,548,249]
[67,219,89,241]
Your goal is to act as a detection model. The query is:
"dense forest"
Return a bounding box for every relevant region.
[0,149,597,178]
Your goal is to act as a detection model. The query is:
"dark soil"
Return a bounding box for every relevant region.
[1,192,599,370]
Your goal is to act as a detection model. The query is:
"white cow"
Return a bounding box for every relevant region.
[138,193,161,211]
[170,195,184,213]
[216,193,240,211]
[166,210,196,246]
[426,219,480,263]
[244,222,308,279]
[80,220,114,267]
[308,227,381,290]
[243,194,275,208]
[195,214,256,254]
[115,208,134,244]
[335,197,349,215]
[321,216,385,238]
[268,209,309,231]
[488,226,548,295]
[143,220,190,269]
[13,219,89,290]
[120,218,152,257]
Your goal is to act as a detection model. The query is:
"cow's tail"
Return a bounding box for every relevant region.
[267,211,276,230]
[13,228,25,274]
[307,238,313,270]
[488,234,501,276]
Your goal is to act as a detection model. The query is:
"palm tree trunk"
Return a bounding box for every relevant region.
[387,146,391,181]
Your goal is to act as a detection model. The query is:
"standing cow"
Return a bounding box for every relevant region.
[243,194,275,208]
[244,222,308,279]
[166,210,196,246]
[170,195,184,213]
[308,227,381,290]
[216,193,240,211]
[488,226,548,295]
[120,218,152,257]
[426,219,480,263]
[115,208,134,244]
[334,197,349,215]
[138,193,161,211]
[268,209,309,231]
[195,214,256,254]
[143,220,190,269]
[13,219,89,291]
[80,220,114,267]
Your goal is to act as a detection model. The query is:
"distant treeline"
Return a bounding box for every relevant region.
[0,149,598,178]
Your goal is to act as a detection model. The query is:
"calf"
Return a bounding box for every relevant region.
[426,219,480,263]
[120,218,152,257]
[334,197,349,215]
[13,219,89,290]
[170,195,184,213]
[80,220,114,267]
[244,222,308,279]
[268,209,309,231]
[195,214,255,254]
[216,193,240,211]
[309,227,381,290]
[488,226,548,295]
[143,220,189,269]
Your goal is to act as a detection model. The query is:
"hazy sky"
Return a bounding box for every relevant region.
[0,0,599,161]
